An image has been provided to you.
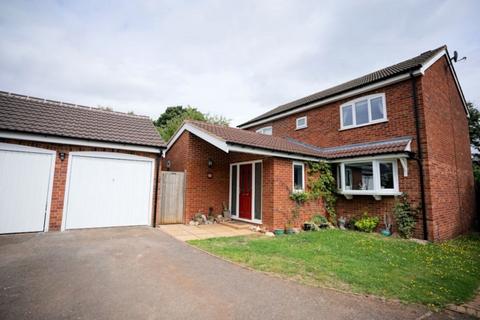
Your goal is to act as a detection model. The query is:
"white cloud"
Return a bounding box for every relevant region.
[0,0,479,126]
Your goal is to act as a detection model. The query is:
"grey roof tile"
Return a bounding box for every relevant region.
[0,91,165,148]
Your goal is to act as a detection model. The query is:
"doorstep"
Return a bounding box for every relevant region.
[158,224,255,241]
[219,220,255,230]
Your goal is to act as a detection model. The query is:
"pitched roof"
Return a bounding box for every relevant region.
[175,120,411,160]
[0,91,165,148]
[239,46,447,127]
[183,120,323,157]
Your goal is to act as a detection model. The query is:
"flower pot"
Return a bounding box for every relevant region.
[273,229,285,236]
[285,228,295,235]
[380,229,391,236]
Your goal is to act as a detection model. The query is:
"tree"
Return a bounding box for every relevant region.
[154,106,230,141]
[467,102,480,153]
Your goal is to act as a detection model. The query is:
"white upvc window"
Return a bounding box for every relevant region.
[340,93,387,130]
[296,116,307,130]
[336,158,400,200]
[292,162,305,192]
[256,126,272,135]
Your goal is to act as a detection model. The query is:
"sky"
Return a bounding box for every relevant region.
[0,0,479,126]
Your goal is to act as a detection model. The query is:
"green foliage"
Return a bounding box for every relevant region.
[311,214,328,226]
[473,163,480,183]
[289,191,308,204]
[306,162,338,224]
[467,102,480,153]
[354,213,380,233]
[393,193,419,239]
[190,231,480,306]
[154,106,230,141]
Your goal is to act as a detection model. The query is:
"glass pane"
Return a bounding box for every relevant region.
[355,100,369,125]
[263,127,272,135]
[294,164,303,190]
[370,97,384,120]
[254,163,262,220]
[380,162,394,189]
[297,117,306,128]
[344,162,373,190]
[334,164,341,190]
[342,105,353,127]
[230,166,237,215]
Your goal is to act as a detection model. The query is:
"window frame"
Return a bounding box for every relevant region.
[339,93,387,130]
[295,116,308,130]
[336,158,400,198]
[256,126,272,135]
[292,162,305,192]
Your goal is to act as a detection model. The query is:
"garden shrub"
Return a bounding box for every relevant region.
[311,215,328,226]
[393,193,418,238]
[354,213,380,233]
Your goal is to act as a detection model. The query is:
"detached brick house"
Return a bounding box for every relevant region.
[165,45,475,241]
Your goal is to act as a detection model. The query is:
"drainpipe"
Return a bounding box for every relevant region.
[409,72,429,240]
[152,149,163,227]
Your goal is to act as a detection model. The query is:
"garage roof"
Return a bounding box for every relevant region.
[0,91,165,148]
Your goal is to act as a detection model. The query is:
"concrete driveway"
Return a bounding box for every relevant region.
[0,227,469,320]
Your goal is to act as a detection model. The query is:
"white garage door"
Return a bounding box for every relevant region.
[0,143,55,234]
[63,152,154,230]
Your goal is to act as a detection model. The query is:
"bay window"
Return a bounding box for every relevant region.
[340,93,387,130]
[336,158,400,199]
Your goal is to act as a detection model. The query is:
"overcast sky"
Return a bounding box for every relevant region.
[1,0,479,125]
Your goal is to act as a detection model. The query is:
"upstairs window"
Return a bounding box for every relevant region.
[340,93,387,130]
[296,116,307,130]
[256,126,272,135]
[292,162,305,192]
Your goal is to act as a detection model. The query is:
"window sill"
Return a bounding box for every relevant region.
[339,190,401,200]
[295,126,307,131]
[339,119,388,131]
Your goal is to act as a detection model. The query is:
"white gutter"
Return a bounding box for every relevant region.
[0,130,163,154]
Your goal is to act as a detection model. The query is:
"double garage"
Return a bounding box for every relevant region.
[0,142,158,234]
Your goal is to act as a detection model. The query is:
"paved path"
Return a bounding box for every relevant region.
[159,223,254,241]
[0,227,471,320]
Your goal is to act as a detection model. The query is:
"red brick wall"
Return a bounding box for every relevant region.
[0,138,161,231]
[420,56,476,240]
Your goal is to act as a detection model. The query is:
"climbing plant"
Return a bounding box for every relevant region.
[306,161,338,225]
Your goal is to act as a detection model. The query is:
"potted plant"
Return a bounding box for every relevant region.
[338,216,346,230]
[285,221,294,234]
[222,202,230,219]
[380,212,392,236]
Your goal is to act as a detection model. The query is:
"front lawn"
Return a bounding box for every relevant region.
[189,230,480,307]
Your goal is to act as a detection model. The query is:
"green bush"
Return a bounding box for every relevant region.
[311,215,328,226]
[393,193,418,238]
[354,213,380,233]
[289,191,309,204]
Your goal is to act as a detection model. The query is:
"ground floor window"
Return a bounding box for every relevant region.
[230,161,262,223]
[335,158,400,199]
[293,162,305,192]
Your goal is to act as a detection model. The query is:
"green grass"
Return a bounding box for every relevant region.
[188,230,480,307]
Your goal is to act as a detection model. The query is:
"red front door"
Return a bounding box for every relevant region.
[239,164,252,220]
